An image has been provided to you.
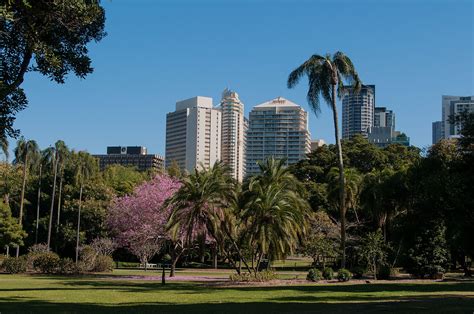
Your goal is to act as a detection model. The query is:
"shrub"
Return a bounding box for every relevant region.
[229,270,277,282]
[377,265,398,280]
[3,256,27,274]
[322,267,334,280]
[58,258,80,275]
[306,268,322,282]
[0,254,6,267]
[26,244,50,270]
[33,252,60,273]
[79,245,97,271]
[337,268,352,282]
[93,255,114,272]
[351,266,366,279]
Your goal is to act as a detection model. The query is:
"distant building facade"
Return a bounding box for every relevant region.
[219,89,245,182]
[310,139,326,151]
[165,96,221,173]
[368,106,410,147]
[94,146,164,171]
[441,95,474,139]
[432,121,443,144]
[342,85,375,139]
[246,97,311,176]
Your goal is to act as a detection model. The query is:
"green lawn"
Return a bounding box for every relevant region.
[0,273,473,313]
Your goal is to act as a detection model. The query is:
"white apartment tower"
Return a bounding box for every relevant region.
[165,96,221,173]
[246,97,311,176]
[219,89,245,182]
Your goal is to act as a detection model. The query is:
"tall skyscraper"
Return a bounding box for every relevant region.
[246,97,311,176]
[165,96,221,173]
[441,95,474,139]
[374,107,395,128]
[342,85,375,139]
[219,89,245,182]
[432,121,443,144]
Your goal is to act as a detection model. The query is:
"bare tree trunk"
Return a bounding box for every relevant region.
[212,244,218,269]
[75,179,83,264]
[331,82,347,268]
[16,153,28,257]
[47,153,59,250]
[35,164,42,244]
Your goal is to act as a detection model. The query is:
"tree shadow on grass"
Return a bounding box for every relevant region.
[0,296,473,314]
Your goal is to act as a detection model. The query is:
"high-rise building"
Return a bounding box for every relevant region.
[219,89,245,182]
[368,106,410,147]
[246,97,311,176]
[342,85,375,139]
[441,95,474,139]
[94,146,164,171]
[432,121,443,144]
[165,96,221,173]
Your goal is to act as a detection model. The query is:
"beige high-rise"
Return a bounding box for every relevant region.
[219,89,245,182]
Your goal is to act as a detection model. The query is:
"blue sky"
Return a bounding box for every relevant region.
[14,0,473,156]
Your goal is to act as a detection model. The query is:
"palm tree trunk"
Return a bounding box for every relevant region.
[35,164,42,244]
[16,153,28,257]
[47,153,59,250]
[331,82,347,269]
[75,178,84,264]
[56,174,63,234]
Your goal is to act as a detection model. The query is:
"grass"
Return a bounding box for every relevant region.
[0,272,473,313]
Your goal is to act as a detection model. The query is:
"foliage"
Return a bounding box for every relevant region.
[79,245,97,272]
[351,266,366,279]
[33,252,61,273]
[2,256,27,273]
[92,255,114,272]
[229,270,277,282]
[358,230,387,280]
[91,238,117,256]
[108,174,181,267]
[0,200,26,247]
[0,0,106,139]
[322,267,334,280]
[57,258,80,275]
[377,265,397,280]
[306,268,322,282]
[337,268,352,282]
[299,211,339,267]
[406,221,449,279]
[102,165,148,196]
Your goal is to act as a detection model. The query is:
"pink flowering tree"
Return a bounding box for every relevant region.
[107,174,183,273]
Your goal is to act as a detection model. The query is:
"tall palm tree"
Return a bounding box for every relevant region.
[13,137,40,256]
[35,162,42,244]
[166,162,252,272]
[288,52,361,267]
[55,147,69,236]
[74,151,94,263]
[241,158,309,272]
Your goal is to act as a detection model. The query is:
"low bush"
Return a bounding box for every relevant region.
[58,258,81,275]
[33,252,61,273]
[322,267,334,280]
[377,265,398,280]
[351,266,366,279]
[3,256,27,274]
[306,268,322,282]
[229,270,277,282]
[337,268,352,282]
[93,255,114,272]
[79,245,97,271]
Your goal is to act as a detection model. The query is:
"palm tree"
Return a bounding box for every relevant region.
[35,162,42,244]
[241,158,309,272]
[74,151,94,263]
[55,146,69,236]
[166,162,251,272]
[288,52,361,267]
[13,137,40,256]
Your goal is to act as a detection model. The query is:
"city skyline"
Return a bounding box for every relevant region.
[10,0,473,157]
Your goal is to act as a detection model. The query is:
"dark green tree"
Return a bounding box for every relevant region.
[0,0,106,139]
